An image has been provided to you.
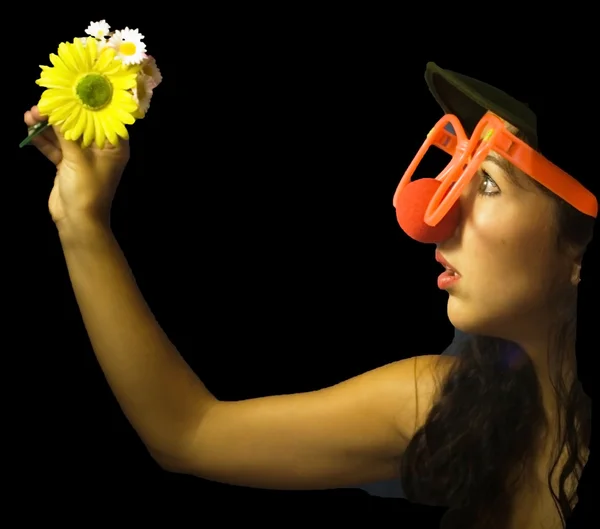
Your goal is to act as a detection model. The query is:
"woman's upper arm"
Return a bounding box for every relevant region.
[167,355,446,490]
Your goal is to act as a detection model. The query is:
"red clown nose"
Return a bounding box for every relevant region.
[395,179,461,243]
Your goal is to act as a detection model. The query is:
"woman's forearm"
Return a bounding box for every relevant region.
[58,219,216,462]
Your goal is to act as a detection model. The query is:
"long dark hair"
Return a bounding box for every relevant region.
[399,129,594,528]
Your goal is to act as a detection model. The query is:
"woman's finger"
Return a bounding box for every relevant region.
[30,135,63,165]
[23,110,63,165]
[30,106,47,122]
[24,107,60,147]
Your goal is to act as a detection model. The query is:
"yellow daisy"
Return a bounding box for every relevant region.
[36,37,138,148]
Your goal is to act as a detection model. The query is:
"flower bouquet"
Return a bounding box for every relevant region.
[20,20,162,149]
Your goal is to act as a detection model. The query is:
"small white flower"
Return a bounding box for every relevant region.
[132,73,154,118]
[141,56,162,88]
[109,27,147,65]
[85,20,111,40]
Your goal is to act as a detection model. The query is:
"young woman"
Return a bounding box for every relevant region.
[24,63,594,528]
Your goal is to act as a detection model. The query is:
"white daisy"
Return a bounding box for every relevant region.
[109,27,147,66]
[85,20,111,40]
[132,73,154,118]
[141,56,162,88]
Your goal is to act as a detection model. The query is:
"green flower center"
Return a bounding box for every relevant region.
[75,73,113,110]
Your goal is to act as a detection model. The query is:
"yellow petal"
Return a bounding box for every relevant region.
[37,100,52,115]
[73,38,91,71]
[41,88,72,98]
[48,105,71,124]
[37,73,73,89]
[36,79,66,89]
[38,71,73,83]
[102,63,124,76]
[113,72,139,85]
[67,40,84,71]
[102,111,129,140]
[47,113,61,125]
[58,42,79,72]
[38,89,74,114]
[85,36,98,64]
[112,90,138,112]
[127,63,143,75]
[39,90,73,108]
[111,68,137,77]
[99,114,119,146]
[93,113,106,148]
[83,113,96,147]
[108,106,136,125]
[111,75,136,90]
[49,53,72,75]
[69,110,88,141]
[61,106,82,132]
[38,70,74,81]
[94,47,117,72]
[49,101,78,123]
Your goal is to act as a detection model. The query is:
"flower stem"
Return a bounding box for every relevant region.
[20,122,50,148]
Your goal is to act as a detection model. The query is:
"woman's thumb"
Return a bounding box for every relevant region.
[52,125,87,161]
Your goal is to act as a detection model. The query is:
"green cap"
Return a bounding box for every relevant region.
[424,62,538,148]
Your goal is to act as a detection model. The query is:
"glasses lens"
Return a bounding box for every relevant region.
[406,121,456,185]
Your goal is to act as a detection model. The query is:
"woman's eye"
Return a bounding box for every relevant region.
[478,170,500,197]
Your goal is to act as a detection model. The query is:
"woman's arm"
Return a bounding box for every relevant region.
[171,354,444,490]
[59,220,215,461]
[58,219,446,489]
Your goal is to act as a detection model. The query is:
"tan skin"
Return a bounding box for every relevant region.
[444,149,579,389]
[25,106,582,525]
[441,146,584,527]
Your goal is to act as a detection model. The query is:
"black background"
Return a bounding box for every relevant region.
[10,7,596,526]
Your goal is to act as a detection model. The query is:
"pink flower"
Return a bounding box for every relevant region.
[141,56,162,89]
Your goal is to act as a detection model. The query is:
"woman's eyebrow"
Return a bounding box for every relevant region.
[484,154,526,188]
[484,154,512,175]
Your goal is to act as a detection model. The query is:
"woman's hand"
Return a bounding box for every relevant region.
[24,105,130,233]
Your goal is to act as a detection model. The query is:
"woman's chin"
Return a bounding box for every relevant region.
[447,301,491,337]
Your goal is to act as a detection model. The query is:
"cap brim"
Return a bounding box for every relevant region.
[424,62,537,144]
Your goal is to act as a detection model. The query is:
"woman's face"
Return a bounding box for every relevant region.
[438,150,571,343]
